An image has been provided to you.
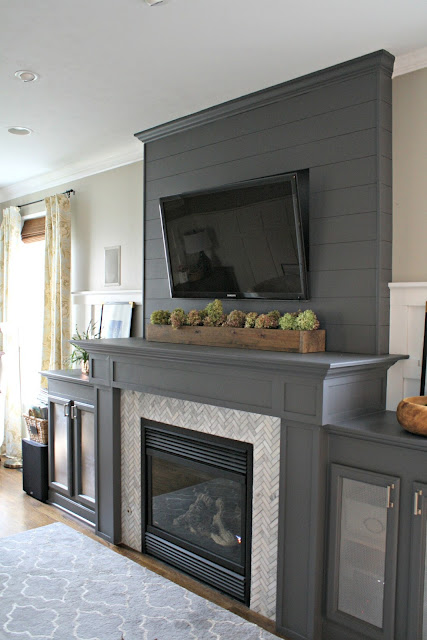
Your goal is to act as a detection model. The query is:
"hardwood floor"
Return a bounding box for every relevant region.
[0,460,285,639]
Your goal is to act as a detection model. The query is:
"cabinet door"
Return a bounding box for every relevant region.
[72,401,96,508]
[326,464,400,640]
[407,482,427,639]
[48,396,73,496]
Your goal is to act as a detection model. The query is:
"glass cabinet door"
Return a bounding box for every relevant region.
[73,401,95,507]
[407,482,427,640]
[48,396,73,496]
[326,464,400,640]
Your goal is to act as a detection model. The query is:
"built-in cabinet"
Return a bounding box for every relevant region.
[46,371,96,526]
[324,413,427,640]
[408,482,427,640]
[326,464,399,640]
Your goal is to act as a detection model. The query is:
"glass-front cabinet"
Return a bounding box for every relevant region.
[72,401,96,507]
[408,483,427,640]
[50,396,73,495]
[326,464,400,640]
[48,384,96,525]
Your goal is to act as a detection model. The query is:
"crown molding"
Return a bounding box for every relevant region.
[393,47,427,78]
[0,145,143,204]
[135,50,394,144]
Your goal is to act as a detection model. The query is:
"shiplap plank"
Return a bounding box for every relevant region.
[380,101,392,133]
[144,266,377,304]
[310,184,377,218]
[145,278,172,300]
[322,323,377,354]
[145,129,377,202]
[380,270,393,298]
[145,258,168,280]
[146,218,163,241]
[310,212,377,245]
[145,238,165,260]
[146,102,377,182]
[144,297,376,326]
[310,157,377,193]
[309,269,376,298]
[146,201,161,221]
[380,185,392,214]
[379,156,392,188]
[310,241,377,271]
[148,73,377,161]
[380,128,392,159]
[379,213,392,243]
[380,241,393,270]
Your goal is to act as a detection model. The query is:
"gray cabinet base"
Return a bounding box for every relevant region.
[48,490,95,526]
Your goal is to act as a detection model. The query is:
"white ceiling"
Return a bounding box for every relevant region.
[1,0,426,200]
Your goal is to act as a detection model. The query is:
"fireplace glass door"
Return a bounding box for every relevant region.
[142,420,253,604]
[149,456,245,568]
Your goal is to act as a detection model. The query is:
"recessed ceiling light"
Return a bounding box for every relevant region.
[8,126,33,136]
[15,70,38,83]
[145,0,163,5]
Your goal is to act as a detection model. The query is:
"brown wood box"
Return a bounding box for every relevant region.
[146,324,326,353]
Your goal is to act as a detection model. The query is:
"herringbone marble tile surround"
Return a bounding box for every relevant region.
[121,390,281,620]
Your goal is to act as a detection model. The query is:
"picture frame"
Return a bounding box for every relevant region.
[420,302,427,396]
[104,246,121,286]
[100,302,133,339]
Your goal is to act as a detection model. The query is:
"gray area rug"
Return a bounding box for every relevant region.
[0,523,279,639]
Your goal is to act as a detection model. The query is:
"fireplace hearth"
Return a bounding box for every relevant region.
[141,420,253,604]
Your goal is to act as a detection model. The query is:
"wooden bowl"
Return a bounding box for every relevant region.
[396,396,427,436]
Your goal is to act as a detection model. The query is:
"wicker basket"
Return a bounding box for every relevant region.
[23,410,48,445]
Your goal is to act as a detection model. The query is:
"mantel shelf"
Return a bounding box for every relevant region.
[71,337,407,378]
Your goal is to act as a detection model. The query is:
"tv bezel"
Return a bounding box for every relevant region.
[159,172,309,301]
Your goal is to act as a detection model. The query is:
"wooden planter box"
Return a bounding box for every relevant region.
[146,324,325,354]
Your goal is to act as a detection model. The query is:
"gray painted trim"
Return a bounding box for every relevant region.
[135,51,394,143]
[142,146,147,338]
[47,490,96,525]
[72,339,406,375]
[327,411,427,451]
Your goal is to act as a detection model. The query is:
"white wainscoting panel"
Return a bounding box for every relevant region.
[71,289,142,337]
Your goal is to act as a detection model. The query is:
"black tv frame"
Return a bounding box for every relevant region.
[159,171,309,301]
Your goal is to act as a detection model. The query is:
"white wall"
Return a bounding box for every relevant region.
[392,68,427,282]
[387,68,427,405]
[0,161,144,336]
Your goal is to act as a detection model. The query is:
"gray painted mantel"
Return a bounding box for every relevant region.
[73,337,405,639]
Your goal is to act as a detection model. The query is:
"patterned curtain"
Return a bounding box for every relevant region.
[0,207,23,459]
[41,194,71,385]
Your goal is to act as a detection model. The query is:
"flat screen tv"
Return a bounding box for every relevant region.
[159,172,309,300]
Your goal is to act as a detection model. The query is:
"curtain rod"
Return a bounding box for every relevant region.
[17,189,75,209]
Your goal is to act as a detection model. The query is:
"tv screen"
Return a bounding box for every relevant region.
[159,172,309,300]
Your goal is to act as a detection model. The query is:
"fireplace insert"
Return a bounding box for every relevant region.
[141,419,253,604]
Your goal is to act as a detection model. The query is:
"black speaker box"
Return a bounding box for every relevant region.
[22,438,48,502]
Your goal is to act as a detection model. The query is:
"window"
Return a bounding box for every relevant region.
[17,218,45,409]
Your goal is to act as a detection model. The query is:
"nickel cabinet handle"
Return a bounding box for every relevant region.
[387,484,395,509]
[64,403,70,417]
[414,489,423,516]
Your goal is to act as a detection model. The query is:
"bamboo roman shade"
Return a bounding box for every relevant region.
[21,216,45,243]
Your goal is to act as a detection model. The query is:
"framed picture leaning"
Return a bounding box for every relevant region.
[100,302,133,339]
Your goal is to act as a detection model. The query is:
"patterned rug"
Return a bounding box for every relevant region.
[0,523,279,640]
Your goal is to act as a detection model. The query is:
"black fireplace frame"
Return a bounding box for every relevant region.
[141,419,253,604]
